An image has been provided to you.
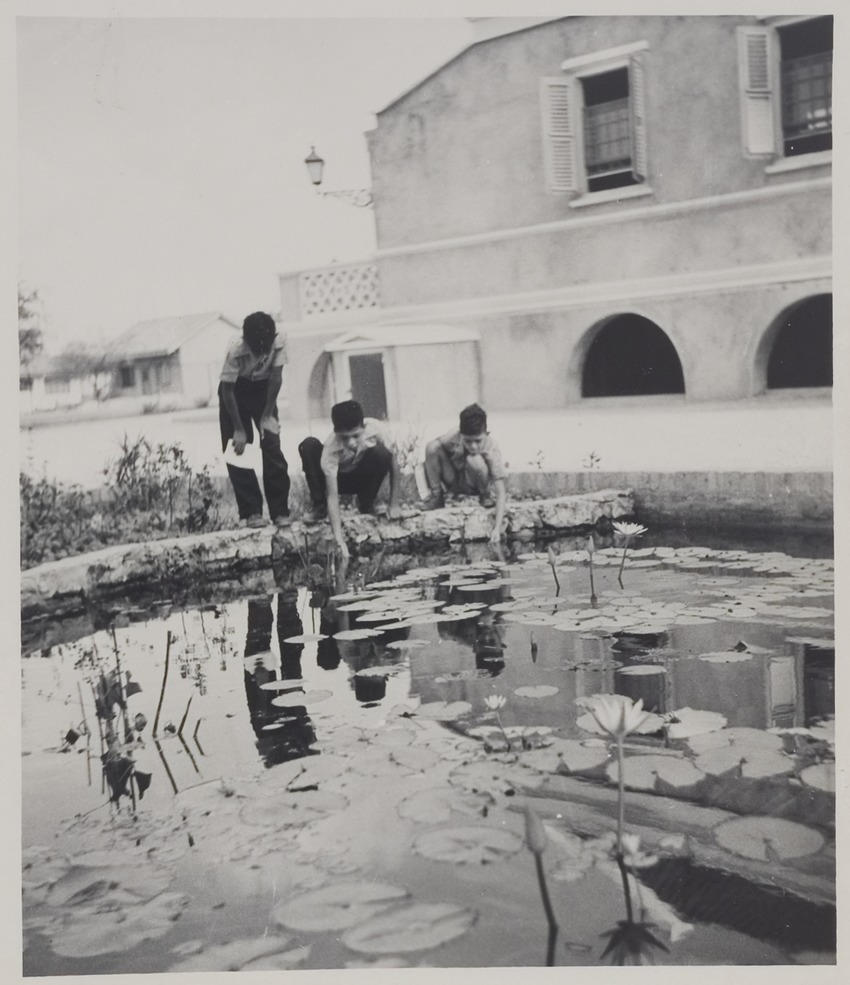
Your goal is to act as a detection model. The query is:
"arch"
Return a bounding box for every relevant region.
[580,313,685,398]
[758,294,832,391]
[307,352,334,420]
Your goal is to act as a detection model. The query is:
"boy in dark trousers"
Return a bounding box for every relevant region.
[298,399,401,558]
[218,311,291,528]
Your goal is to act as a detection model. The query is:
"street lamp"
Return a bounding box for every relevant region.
[304,146,374,208]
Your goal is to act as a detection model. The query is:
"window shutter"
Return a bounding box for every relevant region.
[737,26,776,156]
[540,77,577,192]
[629,55,648,181]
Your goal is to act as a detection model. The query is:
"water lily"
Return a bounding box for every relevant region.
[577,694,655,741]
[612,521,648,589]
[577,694,655,858]
[483,694,511,752]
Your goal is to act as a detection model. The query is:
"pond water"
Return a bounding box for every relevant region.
[21,535,835,973]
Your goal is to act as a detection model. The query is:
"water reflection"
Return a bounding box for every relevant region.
[242,591,317,767]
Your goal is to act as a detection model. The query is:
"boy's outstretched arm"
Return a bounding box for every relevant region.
[260,367,282,435]
[387,452,403,519]
[325,471,349,558]
[221,382,247,452]
[490,478,507,545]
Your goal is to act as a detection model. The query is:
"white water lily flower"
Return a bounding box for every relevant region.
[484,695,507,711]
[576,694,656,740]
[612,522,648,540]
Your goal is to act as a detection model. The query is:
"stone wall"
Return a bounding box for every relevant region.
[20,489,633,620]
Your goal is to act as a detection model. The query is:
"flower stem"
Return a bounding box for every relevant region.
[495,711,511,752]
[589,555,596,604]
[548,561,561,596]
[618,544,628,590]
[534,853,559,965]
[615,851,635,924]
[616,736,625,854]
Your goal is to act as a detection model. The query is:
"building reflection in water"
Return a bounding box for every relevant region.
[242,591,316,768]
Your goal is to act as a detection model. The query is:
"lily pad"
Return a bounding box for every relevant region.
[169,935,296,971]
[520,738,608,775]
[415,701,472,721]
[333,628,385,640]
[274,881,409,931]
[665,708,727,739]
[699,651,754,663]
[282,633,327,644]
[240,790,348,827]
[241,946,312,970]
[413,825,523,864]
[606,755,705,791]
[50,892,190,957]
[384,639,430,650]
[687,727,784,755]
[513,685,560,699]
[341,902,476,954]
[272,689,334,707]
[800,763,835,792]
[714,816,825,860]
[260,679,307,691]
[397,787,492,825]
[616,665,667,675]
[390,746,441,772]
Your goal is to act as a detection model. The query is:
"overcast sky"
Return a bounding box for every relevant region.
[17,14,471,350]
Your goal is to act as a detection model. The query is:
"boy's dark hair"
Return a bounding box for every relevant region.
[459,403,488,436]
[243,311,276,353]
[331,400,365,432]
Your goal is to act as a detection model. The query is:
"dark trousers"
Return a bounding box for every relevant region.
[298,436,391,514]
[219,379,290,520]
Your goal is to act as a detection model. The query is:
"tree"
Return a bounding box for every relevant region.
[18,284,44,370]
[52,342,110,378]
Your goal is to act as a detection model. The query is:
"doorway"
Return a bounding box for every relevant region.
[348,352,388,419]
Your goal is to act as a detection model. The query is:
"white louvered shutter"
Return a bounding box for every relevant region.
[629,55,648,182]
[540,77,578,192]
[737,26,776,156]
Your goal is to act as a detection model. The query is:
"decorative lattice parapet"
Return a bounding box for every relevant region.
[299,262,380,318]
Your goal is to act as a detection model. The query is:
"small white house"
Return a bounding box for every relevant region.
[107,312,240,406]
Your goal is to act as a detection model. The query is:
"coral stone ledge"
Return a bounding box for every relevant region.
[21,488,633,617]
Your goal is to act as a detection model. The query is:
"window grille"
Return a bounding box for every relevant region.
[583,97,632,176]
[299,263,380,318]
[781,50,832,139]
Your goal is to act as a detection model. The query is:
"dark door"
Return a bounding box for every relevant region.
[348,353,388,419]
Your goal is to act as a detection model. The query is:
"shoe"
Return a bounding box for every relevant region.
[302,505,328,524]
[245,514,267,528]
[273,514,292,528]
[420,491,444,511]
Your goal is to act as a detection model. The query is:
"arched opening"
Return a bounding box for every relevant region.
[766,294,832,389]
[307,352,333,420]
[581,314,685,397]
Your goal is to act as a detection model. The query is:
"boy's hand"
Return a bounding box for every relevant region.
[387,504,403,521]
[489,524,504,547]
[232,429,248,454]
[260,416,280,436]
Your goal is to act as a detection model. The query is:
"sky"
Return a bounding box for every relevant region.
[16,12,472,351]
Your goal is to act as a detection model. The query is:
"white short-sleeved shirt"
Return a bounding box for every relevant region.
[438,428,507,481]
[220,333,287,383]
[320,418,393,476]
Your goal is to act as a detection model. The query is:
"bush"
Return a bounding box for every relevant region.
[20,435,224,568]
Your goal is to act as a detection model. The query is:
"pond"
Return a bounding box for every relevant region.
[21,533,835,973]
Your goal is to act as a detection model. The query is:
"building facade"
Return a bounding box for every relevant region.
[279,15,832,419]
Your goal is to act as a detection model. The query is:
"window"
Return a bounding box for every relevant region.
[738,17,832,160]
[119,366,134,388]
[541,43,648,197]
[45,378,70,394]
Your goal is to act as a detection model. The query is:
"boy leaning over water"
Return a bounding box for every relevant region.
[422,402,507,546]
[218,311,291,528]
[298,399,403,558]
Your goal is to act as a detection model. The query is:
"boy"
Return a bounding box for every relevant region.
[298,400,401,558]
[422,403,507,545]
[219,311,291,528]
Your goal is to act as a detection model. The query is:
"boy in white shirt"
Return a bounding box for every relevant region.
[218,311,291,528]
[298,400,402,557]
